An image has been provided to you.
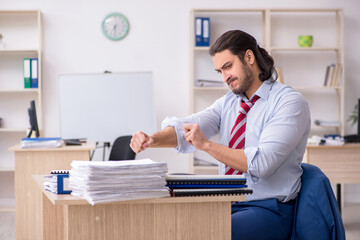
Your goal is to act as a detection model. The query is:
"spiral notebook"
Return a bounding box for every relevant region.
[44,174,71,194]
[170,188,253,197]
[166,174,247,185]
[50,170,70,174]
[166,174,251,197]
[166,184,247,189]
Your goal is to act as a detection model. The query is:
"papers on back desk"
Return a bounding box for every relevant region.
[69,159,170,205]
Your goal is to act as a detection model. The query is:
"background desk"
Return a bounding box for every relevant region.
[306,144,360,212]
[9,143,95,240]
[33,175,245,240]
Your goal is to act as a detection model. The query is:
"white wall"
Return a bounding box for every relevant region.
[2,0,360,201]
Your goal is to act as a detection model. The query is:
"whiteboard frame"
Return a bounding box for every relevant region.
[58,72,156,143]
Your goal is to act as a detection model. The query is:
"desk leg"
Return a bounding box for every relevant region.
[42,194,67,240]
[336,184,341,214]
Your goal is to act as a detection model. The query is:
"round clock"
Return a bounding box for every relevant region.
[101,12,130,41]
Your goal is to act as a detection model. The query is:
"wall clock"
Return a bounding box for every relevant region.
[101,12,130,41]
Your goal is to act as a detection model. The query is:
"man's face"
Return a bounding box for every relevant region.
[212,49,254,95]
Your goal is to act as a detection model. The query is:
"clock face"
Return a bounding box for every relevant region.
[102,13,129,41]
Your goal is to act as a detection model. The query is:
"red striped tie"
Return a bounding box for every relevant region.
[225,95,260,175]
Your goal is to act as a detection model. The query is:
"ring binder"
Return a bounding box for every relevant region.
[44,174,72,194]
[50,170,70,174]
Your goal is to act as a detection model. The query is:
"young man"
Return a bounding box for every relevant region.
[130,30,311,240]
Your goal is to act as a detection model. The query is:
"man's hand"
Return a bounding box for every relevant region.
[130,131,154,153]
[184,123,210,151]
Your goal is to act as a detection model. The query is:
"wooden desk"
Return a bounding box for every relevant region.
[306,144,360,212]
[306,144,360,183]
[9,143,95,240]
[33,175,245,240]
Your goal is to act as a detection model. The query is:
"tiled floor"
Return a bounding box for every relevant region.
[342,203,360,240]
[0,211,15,240]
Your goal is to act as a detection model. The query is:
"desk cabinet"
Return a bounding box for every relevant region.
[9,143,95,240]
[306,144,360,183]
[306,144,360,212]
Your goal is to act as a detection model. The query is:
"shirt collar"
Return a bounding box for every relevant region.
[239,78,274,102]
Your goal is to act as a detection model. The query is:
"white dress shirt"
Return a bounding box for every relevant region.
[162,79,311,202]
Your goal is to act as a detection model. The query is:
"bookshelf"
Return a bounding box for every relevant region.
[0,10,42,211]
[189,8,344,174]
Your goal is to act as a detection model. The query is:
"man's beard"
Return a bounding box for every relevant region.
[230,63,254,95]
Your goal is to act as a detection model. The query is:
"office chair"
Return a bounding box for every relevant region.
[109,135,136,161]
[291,163,345,240]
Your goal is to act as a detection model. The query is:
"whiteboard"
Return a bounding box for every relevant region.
[58,72,156,142]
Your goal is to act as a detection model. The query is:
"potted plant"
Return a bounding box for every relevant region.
[348,102,358,127]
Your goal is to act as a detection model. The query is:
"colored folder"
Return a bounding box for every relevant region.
[31,58,38,88]
[23,58,31,88]
[202,17,210,47]
[195,17,203,46]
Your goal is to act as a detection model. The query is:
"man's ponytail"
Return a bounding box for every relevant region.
[256,45,277,81]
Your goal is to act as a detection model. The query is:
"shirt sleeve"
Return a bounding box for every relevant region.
[245,91,310,181]
[161,96,225,153]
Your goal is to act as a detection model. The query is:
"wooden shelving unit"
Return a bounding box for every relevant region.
[0,10,42,211]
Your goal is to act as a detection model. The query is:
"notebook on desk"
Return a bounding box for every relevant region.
[44,174,72,194]
[166,174,251,197]
[170,188,253,197]
[63,138,87,146]
[166,184,247,189]
[166,174,247,185]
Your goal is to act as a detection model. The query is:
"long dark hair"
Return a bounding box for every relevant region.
[209,30,277,82]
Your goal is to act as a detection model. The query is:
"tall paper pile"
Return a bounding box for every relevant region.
[69,159,170,205]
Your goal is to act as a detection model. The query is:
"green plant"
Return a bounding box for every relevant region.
[347,103,358,127]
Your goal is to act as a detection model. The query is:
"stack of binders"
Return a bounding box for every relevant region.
[23,58,38,88]
[195,17,210,47]
[166,174,252,197]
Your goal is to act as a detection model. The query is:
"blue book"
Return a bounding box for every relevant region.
[21,137,61,142]
[202,17,210,47]
[20,137,63,149]
[44,174,72,194]
[195,17,203,46]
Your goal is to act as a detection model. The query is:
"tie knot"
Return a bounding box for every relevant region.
[239,95,260,114]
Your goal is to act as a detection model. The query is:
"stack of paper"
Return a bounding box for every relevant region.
[69,159,170,205]
[20,137,63,148]
[195,79,226,87]
[314,119,341,127]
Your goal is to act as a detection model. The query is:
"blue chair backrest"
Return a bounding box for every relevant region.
[291,163,345,240]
